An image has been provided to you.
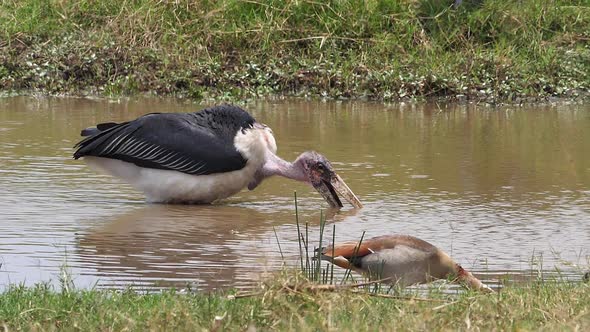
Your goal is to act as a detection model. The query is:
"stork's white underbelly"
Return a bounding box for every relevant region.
[82,124,275,203]
[85,156,259,203]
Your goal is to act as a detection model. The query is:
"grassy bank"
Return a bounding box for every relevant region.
[0,0,588,102]
[1,276,589,331]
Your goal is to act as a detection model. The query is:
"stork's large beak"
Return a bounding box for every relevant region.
[313,174,363,209]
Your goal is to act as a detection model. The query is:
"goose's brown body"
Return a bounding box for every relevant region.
[321,235,492,292]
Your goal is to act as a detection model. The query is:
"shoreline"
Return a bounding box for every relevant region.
[2,89,589,106]
[2,1,588,104]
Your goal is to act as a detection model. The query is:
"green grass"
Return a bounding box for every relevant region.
[0,0,588,102]
[1,276,589,331]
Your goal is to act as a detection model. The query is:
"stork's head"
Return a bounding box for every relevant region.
[294,151,363,209]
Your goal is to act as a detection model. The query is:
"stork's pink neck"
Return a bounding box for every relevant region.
[262,153,308,182]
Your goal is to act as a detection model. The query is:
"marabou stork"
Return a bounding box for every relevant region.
[73,105,362,207]
[320,234,493,292]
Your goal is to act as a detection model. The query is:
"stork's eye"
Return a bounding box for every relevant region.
[316,163,325,172]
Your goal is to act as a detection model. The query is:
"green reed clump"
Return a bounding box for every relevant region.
[0,0,588,101]
[290,192,362,285]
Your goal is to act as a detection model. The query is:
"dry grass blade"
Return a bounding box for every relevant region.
[231,277,394,299]
[285,277,394,292]
[362,292,449,303]
[227,292,264,299]
[209,312,227,332]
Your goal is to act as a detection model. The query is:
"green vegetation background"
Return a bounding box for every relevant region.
[1,0,588,101]
[1,279,589,331]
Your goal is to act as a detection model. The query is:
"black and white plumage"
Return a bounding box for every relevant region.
[75,107,253,175]
[74,105,363,207]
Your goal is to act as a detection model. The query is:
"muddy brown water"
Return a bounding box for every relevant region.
[0,97,589,291]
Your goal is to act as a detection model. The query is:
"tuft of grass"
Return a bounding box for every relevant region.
[0,0,588,102]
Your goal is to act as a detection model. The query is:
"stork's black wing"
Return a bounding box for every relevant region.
[73,106,256,175]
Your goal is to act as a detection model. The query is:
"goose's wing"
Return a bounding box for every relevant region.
[321,235,438,260]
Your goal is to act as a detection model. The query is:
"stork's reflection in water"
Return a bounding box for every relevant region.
[76,203,360,291]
